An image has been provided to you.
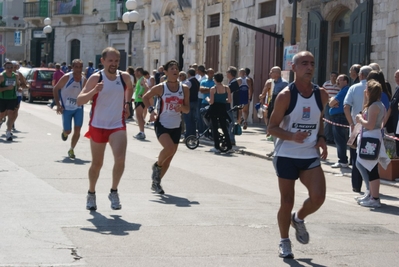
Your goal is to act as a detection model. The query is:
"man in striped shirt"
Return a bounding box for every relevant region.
[322,71,339,144]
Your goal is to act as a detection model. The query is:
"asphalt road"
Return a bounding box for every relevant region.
[0,101,398,267]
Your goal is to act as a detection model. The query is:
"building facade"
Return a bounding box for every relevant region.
[21,0,399,107]
[0,0,26,63]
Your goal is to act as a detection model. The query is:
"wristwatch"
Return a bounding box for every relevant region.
[148,106,155,114]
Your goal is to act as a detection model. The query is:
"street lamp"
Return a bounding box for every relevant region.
[122,0,140,66]
[288,0,301,82]
[43,17,52,65]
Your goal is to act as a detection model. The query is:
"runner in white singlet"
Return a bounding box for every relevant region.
[268,51,329,259]
[53,59,86,159]
[142,60,190,194]
[77,47,133,211]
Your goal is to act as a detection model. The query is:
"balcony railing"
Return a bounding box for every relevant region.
[54,0,83,16]
[23,1,52,18]
[110,0,127,21]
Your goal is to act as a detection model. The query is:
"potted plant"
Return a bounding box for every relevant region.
[378,137,399,181]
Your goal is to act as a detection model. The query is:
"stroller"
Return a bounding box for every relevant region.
[185,105,243,152]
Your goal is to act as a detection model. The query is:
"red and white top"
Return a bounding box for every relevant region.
[89,70,126,129]
[322,80,339,98]
[158,82,184,129]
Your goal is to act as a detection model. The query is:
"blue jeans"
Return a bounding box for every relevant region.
[228,110,235,144]
[197,98,205,133]
[183,101,198,138]
[331,114,349,164]
[324,104,334,141]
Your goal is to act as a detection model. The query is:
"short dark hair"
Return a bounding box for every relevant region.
[163,60,179,71]
[198,65,206,74]
[245,68,250,76]
[143,70,149,76]
[227,66,237,77]
[340,74,349,84]
[187,68,196,77]
[135,67,144,75]
[213,72,224,83]
[331,71,338,76]
[88,61,93,67]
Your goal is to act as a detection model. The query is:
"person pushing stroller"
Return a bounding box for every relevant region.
[206,72,233,153]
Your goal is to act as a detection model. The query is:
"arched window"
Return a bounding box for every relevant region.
[70,39,80,62]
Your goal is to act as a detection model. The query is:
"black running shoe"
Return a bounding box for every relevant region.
[61,131,68,141]
[151,182,165,194]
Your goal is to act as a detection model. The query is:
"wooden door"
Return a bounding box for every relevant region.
[205,35,220,71]
[348,0,373,66]
[307,11,328,86]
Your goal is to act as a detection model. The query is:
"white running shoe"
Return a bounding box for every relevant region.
[291,212,309,244]
[210,147,221,153]
[86,193,97,210]
[279,240,294,258]
[359,197,381,208]
[134,132,146,140]
[331,162,349,168]
[108,191,122,210]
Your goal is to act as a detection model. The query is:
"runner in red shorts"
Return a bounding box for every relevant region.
[77,47,133,211]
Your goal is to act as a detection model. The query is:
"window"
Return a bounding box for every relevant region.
[209,13,220,28]
[259,0,276,19]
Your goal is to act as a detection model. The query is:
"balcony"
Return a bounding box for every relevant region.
[101,0,128,32]
[53,0,84,23]
[23,1,52,26]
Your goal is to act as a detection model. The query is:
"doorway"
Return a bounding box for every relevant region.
[330,9,350,74]
[178,35,184,70]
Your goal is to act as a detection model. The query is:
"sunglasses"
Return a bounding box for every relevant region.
[5,66,13,69]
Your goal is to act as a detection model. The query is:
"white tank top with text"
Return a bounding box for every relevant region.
[158,82,184,129]
[274,91,321,158]
[60,73,83,111]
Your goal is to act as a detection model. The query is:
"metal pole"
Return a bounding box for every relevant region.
[46,33,49,65]
[289,0,300,82]
[128,22,133,66]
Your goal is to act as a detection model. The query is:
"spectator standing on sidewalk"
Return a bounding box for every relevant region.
[183,68,199,139]
[349,64,361,85]
[322,71,339,144]
[48,63,65,109]
[207,72,233,153]
[226,66,240,146]
[196,65,208,135]
[268,51,329,259]
[344,65,372,193]
[199,68,215,138]
[329,74,350,168]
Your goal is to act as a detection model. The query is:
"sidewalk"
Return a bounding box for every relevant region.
[196,122,399,188]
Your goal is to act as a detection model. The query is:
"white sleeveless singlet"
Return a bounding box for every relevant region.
[158,82,184,129]
[274,90,321,159]
[60,72,83,111]
[90,70,126,129]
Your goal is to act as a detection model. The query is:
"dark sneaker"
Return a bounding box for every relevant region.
[108,192,122,210]
[151,162,162,183]
[291,212,309,244]
[61,131,68,141]
[68,148,75,159]
[6,131,12,141]
[151,182,165,194]
[86,193,97,210]
[279,240,294,258]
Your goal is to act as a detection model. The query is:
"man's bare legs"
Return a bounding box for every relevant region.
[108,130,127,190]
[88,140,107,193]
[157,133,178,179]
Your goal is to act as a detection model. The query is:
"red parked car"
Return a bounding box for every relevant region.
[23,68,55,103]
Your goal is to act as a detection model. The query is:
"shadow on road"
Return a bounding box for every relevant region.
[55,157,91,165]
[283,258,327,267]
[370,203,399,216]
[80,211,141,236]
[150,194,200,207]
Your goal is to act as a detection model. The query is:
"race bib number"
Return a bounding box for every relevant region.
[67,97,77,107]
[165,96,183,112]
[5,79,15,86]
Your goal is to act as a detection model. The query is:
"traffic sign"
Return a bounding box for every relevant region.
[0,45,6,55]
